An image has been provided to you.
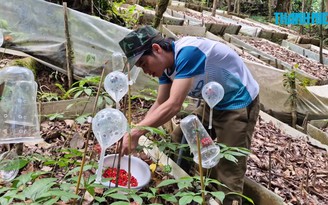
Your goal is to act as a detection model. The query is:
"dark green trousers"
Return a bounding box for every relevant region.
[172,96,260,205]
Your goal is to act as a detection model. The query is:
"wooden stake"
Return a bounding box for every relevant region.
[268,151,272,189]
[63,2,74,88]
[127,63,132,189]
[74,68,106,204]
[194,119,206,205]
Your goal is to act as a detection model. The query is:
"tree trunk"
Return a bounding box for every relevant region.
[212,0,218,16]
[227,0,231,13]
[233,0,237,13]
[276,0,290,12]
[289,0,293,13]
[153,0,170,29]
[268,0,272,22]
[233,0,240,14]
[238,0,240,14]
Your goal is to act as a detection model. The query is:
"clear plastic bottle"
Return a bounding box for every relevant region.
[0,66,41,144]
[0,30,3,47]
[180,115,220,169]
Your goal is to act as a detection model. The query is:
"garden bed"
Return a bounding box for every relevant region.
[203,10,288,43]
[281,40,328,65]
[306,119,328,146]
[170,110,328,205]
[166,6,241,36]
[223,34,328,85]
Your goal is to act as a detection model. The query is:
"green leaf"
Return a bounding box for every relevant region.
[12,192,25,201]
[0,189,17,205]
[138,191,155,199]
[131,194,143,204]
[38,190,79,202]
[23,178,57,201]
[135,126,166,136]
[179,195,193,205]
[104,95,114,105]
[224,150,248,157]
[160,194,177,202]
[0,187,11,195]
[73,90,84,99]
[108,193,129,201]
[94,196,107,203]
[193,195,203,204]
[84,88,92,96]
[111,202,130,205]
[42,197,59,205]
[60,183,74,192]
[224,154,238,163]
[156,179,177,188]
[12,172,33,188]
[177,177,194,190]
[210,191,225,203]
[97,96,104,107]
[226,192,254,204]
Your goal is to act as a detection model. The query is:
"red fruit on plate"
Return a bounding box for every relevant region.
[102,167,138,187]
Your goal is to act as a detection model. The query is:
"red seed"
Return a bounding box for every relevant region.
[102,167,138,187]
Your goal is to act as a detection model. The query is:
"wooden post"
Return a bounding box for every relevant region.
[227,0,231,14]
[153,0,170,29]
[211,0,217,17]
[63,2,74,88]
[268,0,272,22]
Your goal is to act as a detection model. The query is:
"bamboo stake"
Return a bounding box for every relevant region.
[73,68,106,203]
[63,2,74,88]
[268,151,272,189]
[194,119,205,204]
[127,63,132,189]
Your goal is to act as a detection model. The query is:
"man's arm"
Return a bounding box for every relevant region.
[137,77,193,129]
[120,77,193,155]
[145,83,171,117]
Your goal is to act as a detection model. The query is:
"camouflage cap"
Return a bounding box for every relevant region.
[119,26,160,67]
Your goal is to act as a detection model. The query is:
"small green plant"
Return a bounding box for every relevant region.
[44,112,65,121]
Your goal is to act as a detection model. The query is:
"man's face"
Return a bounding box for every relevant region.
[135,45,166,78]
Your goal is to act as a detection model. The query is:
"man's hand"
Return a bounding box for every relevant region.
[120,128,143,155]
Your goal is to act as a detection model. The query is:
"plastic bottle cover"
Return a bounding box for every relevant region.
[0,66,41,144]
[180,115,220,169]
[0,30,3,47]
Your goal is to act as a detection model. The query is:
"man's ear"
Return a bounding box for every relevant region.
[152,43,162,54]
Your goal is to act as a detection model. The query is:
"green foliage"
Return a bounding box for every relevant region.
[38,91,60,102]
[112,2,141,28]
[44,112,65,121]
[218,143,250,164]
[39,76,113,122]
[131,88,158,102]
[0,140,254,204]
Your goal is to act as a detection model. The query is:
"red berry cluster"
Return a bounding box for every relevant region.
[102,167,138,187]
[201,137,212,147]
